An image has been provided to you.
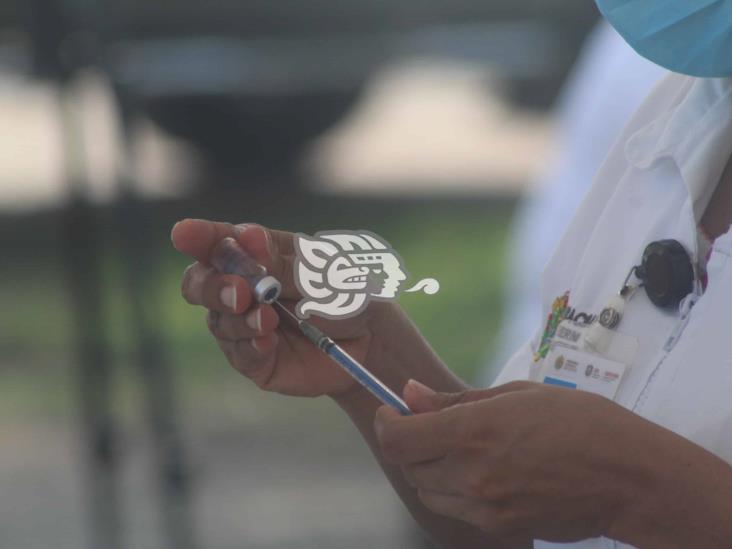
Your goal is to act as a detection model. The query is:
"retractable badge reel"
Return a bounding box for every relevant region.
[539,240,695,398]
[635,240,695,309]
[587,240,695,352]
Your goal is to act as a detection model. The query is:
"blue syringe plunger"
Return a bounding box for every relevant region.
[211,237,281,304]
[274,302,411,415]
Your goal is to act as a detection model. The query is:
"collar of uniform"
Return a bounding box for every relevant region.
[625,77,732,220]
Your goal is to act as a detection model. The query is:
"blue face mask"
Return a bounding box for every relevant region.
[595,0,732,77]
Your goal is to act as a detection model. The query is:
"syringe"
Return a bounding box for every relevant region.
[210,236,411,415]
[274,301,412,416]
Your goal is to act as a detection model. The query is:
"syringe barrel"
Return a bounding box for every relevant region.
[211,237,282,304]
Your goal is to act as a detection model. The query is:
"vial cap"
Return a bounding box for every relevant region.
[254,276,281,304]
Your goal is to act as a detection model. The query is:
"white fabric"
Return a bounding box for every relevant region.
[495,74,732,548]
[483,23,666,383]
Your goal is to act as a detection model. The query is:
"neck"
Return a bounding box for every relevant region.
[701,154,732,239]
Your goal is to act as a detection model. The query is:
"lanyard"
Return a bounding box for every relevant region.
[535,240,697,362]
[585,239,697,355]
[599,239,695,328]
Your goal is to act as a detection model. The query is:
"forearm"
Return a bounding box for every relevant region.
[361,303,469,396]
[610,422,732,548]
[333,305,515,548]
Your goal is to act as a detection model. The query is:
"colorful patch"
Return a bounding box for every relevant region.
[534,292,570,362]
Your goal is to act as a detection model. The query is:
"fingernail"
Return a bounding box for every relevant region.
[220,286,237,311]
[234,223,249,238]
[373,418,383,439]
[245,308,262,332]
[251,338,261,353]
[262,227,271,251]
[170,221,182,248]
[407,379,436,396]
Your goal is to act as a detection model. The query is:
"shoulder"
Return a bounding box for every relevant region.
[544,74,696,268]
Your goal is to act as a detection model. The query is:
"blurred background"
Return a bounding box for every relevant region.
[0,1,600,548]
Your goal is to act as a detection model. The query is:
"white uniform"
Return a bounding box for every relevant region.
[485,23,665,380]
[495,74,732,548]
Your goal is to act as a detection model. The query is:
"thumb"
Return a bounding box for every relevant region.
[402,380,487,413]
[236,224,300,300]
[403,379,539,414]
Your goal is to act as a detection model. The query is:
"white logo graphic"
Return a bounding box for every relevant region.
[293,230,439,319]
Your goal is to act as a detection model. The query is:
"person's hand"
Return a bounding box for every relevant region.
[374,380,661,544]
[172,218,395,398]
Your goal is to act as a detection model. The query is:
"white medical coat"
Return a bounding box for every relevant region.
[495,74,732,548]
[485,23,665,380]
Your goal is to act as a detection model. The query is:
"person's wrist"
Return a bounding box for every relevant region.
[327,303,399,400]
[329,302,411,406]
[608,423,732,548]
[589,401,669,543]
[330,301,465,410]
[604,429,664,543]
[330,380,379,416]
[604,415,710,547]
[366,302,414,378]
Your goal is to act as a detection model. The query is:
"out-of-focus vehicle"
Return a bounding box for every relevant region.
[16,0,598,178]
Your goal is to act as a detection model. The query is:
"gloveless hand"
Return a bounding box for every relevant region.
[172,218,397,397]
[374,380,666,545]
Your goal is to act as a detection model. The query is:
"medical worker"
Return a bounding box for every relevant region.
[483,21,665,382]
[172,2,732,547]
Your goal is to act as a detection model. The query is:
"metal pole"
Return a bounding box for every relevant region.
[112,88,198,549]
[57,83,125,549]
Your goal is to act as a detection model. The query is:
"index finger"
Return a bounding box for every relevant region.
[172,219,300,299]
[375,404,465,465]
[171,219,240,263]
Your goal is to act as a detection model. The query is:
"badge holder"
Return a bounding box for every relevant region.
[534,240,695,400]
[582,270,640,364]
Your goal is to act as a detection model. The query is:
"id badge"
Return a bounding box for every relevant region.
[539,346,628,400]
[534,320,637,401]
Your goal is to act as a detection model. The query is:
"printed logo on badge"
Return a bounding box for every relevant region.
[293,230,439,319]
[540,346,628,401]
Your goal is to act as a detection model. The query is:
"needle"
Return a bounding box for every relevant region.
[272,300,411,415]
[274,300,300,323]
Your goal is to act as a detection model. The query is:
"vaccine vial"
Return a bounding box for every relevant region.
[211,237,282,304]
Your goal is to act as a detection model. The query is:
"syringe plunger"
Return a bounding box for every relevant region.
[211,237,281,304]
